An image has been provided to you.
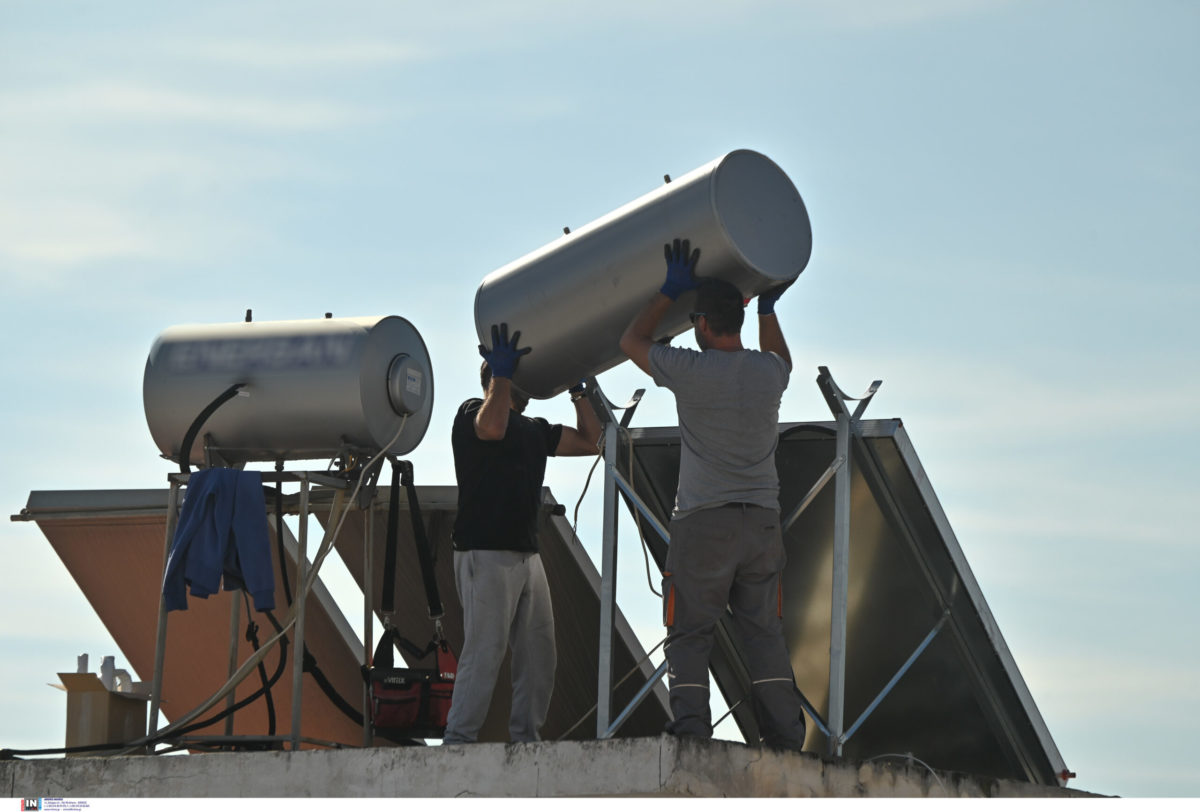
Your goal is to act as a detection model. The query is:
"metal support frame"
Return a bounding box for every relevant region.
[828,403,851,755]
[815,366,880,757]
[596,416,620,736]
[609,466,671,544]
[842,610,950,745]
[591,381,657,738]
[600,660,669,739]
[147,468,357,752]
[148,480,181,737]
[589,365,955,754]
[782,451,844,534]
[798,367,956,757]
[289,478,310,750]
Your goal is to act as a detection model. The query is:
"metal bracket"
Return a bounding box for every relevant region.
[817,365,882,422]
[587,375,645,429]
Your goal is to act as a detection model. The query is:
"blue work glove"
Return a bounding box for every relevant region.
[660,238,701,301]
[478,322,531,379]
[757,279,794,315]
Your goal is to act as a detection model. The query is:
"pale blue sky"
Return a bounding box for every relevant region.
[2,0,1198,797]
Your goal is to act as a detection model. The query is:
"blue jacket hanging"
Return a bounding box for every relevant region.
[163,468,276,612]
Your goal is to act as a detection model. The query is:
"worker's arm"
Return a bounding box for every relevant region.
[474,376,513,441]
[756,280,794,371]
[620,292,674,376]
[758,313,792,371]
[555,381,602,456]
[475,323,531,441]
[621,238,700,376]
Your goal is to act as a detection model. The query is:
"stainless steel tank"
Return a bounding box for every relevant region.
[474,149,812,399]
[143,315,433,465]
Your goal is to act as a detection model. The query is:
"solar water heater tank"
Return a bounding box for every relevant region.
[143,315,433,465]
[474,149,812,399]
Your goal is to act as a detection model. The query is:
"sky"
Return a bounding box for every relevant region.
[2,0,1198,798]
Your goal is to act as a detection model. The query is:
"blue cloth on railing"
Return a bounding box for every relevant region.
[163,468,276,612]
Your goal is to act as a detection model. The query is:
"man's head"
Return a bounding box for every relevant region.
[692,277,745,349]
[480,361,529,413]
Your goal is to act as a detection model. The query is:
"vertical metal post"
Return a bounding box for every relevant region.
[362,498,375,747]
[596,417,620,736]
[223,589,242,736]
[148,477,181,738]
[828,406,851,756]
[290,476,310,750]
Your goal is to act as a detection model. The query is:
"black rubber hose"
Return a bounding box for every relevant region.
[171,631,289,739]
[243,601,276,736]
[178,382,245,474]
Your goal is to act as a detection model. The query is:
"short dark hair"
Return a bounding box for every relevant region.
[695,278,745,336]
[480,361,491,392]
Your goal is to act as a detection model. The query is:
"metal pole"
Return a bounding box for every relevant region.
[828,406,851,757]
[362,497,375,747]
[601,660,669,739]
[596,417,620,737]
[290,476,310,750]
[843,611,950,745]
[609,466,670,544]
[783,455,844,534]
[223,589,242,736]
[148,477,181,738]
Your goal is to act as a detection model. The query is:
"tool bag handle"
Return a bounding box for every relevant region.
[370,627,454,675]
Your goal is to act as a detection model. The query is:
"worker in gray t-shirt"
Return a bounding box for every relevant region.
[620,238,807,750]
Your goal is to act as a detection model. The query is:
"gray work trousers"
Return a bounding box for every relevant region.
[442,549,556,743]
[663,504,806,749]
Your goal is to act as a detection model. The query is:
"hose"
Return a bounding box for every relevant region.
[178,383,245,474]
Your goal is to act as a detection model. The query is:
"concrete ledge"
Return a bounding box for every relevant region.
[2,736,1099,798]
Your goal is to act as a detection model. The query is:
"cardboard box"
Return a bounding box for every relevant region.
[57,672,149,755]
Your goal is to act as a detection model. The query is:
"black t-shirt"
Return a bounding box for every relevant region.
[451,398,563,552]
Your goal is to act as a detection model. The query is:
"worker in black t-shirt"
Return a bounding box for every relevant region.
[443,322,601,744]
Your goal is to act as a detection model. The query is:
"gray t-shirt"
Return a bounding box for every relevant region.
[648,343,790,518]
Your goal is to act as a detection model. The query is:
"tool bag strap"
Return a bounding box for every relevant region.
[380,458,442,621]
[380,459,402,615]
[399,460,443,620]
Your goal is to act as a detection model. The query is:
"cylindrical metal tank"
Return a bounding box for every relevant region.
[474,149,812,399]
[143,315,433,465]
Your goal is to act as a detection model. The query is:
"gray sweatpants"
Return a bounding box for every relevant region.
[442,549,556,743]
[663,504,806,749]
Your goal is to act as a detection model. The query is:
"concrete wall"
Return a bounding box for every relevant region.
[3,735,1099,798]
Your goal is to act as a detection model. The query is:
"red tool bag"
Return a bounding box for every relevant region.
[366,459,456,739]
[369,628,457,738]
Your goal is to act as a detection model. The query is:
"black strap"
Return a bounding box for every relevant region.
[381,460,401,615]
[400,461,443,620]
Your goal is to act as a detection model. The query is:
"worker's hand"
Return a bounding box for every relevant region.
[757,279,794,315]
[659,238,701,301]
[478,323,532,379]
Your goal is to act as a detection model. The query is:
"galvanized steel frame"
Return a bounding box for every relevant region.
[146,469,363,751]
[589,366,962,759]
